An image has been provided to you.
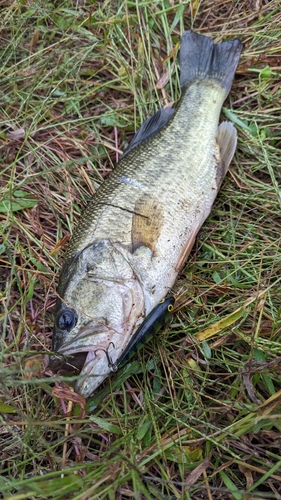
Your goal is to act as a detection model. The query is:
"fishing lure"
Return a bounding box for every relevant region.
[110,296,175,371]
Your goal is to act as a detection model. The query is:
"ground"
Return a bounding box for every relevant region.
[1,1,281,499]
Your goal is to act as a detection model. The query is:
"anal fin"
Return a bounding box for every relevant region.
[216,121,237,187]
[175,223,201,272]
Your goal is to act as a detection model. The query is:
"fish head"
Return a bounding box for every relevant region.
[50,240,145,397]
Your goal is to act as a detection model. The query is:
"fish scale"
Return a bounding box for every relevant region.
[65,83,221,254]
[50,30,242,398]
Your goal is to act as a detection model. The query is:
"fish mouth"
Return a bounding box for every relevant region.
[49,351,89,375]
[49,342,115,376]
[50,321,117,375]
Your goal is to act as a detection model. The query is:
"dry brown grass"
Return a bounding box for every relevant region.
[1,1,281,498]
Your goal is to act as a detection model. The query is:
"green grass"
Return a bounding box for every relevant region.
[1,1,281,499]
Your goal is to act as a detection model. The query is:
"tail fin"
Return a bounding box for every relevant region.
[180,30,242,95]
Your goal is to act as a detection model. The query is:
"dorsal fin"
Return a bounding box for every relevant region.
[120,107,175,160]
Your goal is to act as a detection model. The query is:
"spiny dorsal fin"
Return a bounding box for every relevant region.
[120,107,175,160]
[216,121,237,187]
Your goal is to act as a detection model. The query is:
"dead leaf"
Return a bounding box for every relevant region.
[184,455,211,488]
[50,234,70,255]
[52,385,86,416]
[238,463,254,489]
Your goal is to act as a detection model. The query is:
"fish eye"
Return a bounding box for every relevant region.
[56,309,78,332]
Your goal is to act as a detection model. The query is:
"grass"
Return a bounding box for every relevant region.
[1,0,281,498]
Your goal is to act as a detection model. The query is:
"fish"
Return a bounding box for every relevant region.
[50,30,242,398]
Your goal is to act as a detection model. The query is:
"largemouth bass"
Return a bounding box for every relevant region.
[50,30,242,398]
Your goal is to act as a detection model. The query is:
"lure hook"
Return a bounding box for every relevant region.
[94,341,116,369]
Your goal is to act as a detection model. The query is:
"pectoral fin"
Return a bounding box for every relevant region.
[216,121,237,187]
[132,196,163,254]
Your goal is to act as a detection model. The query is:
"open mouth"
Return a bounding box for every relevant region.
[49,346,114,375]
[49,352,89,375]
